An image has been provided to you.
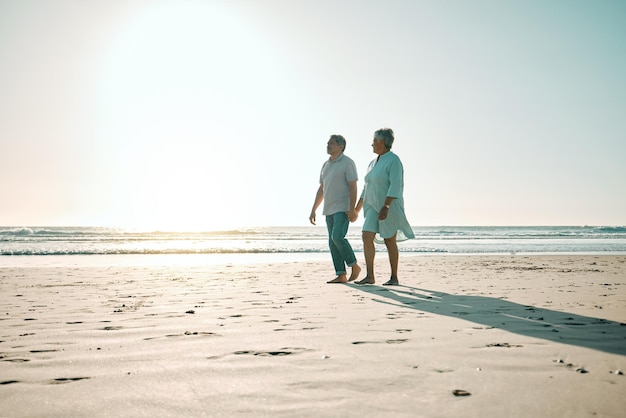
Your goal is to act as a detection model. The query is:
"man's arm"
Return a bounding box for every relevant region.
[348,180,358,222]
[309,184,324,225]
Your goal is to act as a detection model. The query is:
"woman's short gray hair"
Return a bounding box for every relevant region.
[374,128,394,149]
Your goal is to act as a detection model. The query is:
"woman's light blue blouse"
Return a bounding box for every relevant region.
[361,151,415,241]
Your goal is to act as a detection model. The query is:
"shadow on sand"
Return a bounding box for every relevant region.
[352,284,626,356]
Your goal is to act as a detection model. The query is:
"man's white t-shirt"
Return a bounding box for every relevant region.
[319,153,358,216]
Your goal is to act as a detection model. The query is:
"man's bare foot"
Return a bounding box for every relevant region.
[355,276,374,285]
[347,264,361,282]
[327,275,347,284]
[382,277,399,286]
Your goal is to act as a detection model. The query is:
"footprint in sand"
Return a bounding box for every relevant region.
[1,380,20,385]
[386,339,409,344]
[143,331,220,341]
[48,377,91,384]
[102,326,123,331]
[232,347,310,357]
[452,389,471,396]
[234,350,293,356]
[485,342,523,348]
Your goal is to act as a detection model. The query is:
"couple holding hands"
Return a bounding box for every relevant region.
[309,128,414,286]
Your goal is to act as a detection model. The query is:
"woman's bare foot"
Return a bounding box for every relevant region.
[355,276,374,285]
[382,277,399,286]
[347,264,361,282]
[327,275,347,284]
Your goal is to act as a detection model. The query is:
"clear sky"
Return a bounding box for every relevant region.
[1,0,625,230]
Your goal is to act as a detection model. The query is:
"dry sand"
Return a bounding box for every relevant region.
[1,254,625,417]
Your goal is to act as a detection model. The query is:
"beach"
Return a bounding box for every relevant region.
[1,254,625,417]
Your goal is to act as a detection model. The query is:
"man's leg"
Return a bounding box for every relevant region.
[329,212,360,282]
[326,214,347,283]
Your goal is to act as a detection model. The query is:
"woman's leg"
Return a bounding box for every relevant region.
[383,233,399,285]
[357,231,377,284]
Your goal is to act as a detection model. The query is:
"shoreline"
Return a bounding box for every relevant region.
[2,251,626,268]
[1,254,625,416]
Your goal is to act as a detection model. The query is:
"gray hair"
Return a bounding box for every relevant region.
[374,128,394,149]
[330,134,346,151]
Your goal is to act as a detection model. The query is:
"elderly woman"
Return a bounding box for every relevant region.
[354,128,414,285]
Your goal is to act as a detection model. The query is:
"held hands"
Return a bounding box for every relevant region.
[311,208,359,224]
[348,208,358,223]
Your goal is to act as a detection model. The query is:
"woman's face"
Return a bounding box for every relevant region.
[371,136,387,155]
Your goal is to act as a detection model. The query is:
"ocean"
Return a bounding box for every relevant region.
[1,226,625,265]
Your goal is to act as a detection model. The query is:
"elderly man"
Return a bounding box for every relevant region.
[309,135,361,283]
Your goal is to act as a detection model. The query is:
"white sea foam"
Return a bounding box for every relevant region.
[0,226,625,256]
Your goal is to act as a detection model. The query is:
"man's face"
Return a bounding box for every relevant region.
[327,138,341,154]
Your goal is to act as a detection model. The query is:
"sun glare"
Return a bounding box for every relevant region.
[92,2,279,231]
